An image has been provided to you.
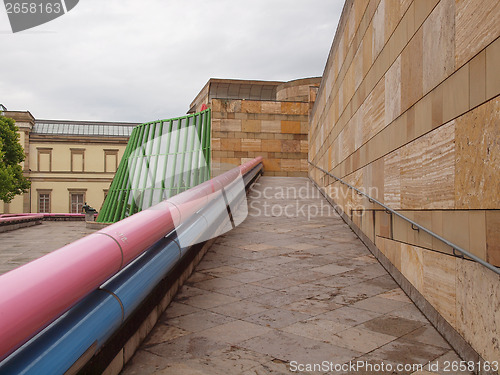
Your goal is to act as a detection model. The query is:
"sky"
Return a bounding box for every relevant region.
[0,0,343,123]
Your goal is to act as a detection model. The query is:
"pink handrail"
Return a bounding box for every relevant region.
[0,213,89,224]
[0,214,44,224]
[0,157,262,361]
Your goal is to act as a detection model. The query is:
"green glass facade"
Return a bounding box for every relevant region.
[97,109,211,223]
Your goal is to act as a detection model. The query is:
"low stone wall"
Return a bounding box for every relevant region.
[79,171,263,374]
[85,221,111,230]
[0,213,92,233]
[0,218,42,233]
[43,214,87,221]
[94,237,217,375]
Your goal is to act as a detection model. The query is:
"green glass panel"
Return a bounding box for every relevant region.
[97,109,211,223]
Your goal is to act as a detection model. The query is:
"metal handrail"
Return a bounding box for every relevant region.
[308,161,500,276]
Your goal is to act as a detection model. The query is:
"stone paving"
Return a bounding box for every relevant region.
[122,177,469,375]
[0,221,97,275]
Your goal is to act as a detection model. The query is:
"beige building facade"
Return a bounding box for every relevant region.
[0,110,137,214]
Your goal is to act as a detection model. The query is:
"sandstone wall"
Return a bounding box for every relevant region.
[211,99,309,176]
[309,0,500,365]
[276,77,321,102]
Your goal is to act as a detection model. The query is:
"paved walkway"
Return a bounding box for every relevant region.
[122,177,467,375]
[0,221,97,275]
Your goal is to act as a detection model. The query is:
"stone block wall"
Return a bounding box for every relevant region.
[309,0,499,366]
[189,78,320,176]
[276,77,322,102]
[211,99,309,176]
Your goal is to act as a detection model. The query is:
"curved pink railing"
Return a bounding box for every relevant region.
[0,214,44,224]
[0,213,91,225]
[0,157,263,361]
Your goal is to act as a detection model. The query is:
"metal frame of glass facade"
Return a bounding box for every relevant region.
[97,109,211,223]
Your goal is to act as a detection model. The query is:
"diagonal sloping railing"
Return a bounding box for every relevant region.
[309,161,500,276]
[98,109,211,223]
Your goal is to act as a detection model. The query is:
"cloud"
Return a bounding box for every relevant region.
[0,0,342,123]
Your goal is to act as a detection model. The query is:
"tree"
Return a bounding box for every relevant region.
[0,115,31,203]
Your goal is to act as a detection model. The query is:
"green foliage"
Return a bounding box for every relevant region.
[0,115,31,203]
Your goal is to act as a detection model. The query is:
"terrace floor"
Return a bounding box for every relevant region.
[0,221,97,275]
[122,177,469,375]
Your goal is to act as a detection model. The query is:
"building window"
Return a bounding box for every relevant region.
[104,149,118,173]
[37,190,51,213]
[71,148,85,172]
[68,189,87,213]
[70,193,85,213]
[37,148,52,172]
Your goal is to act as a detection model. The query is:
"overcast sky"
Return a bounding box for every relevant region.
[0,0,342,123]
